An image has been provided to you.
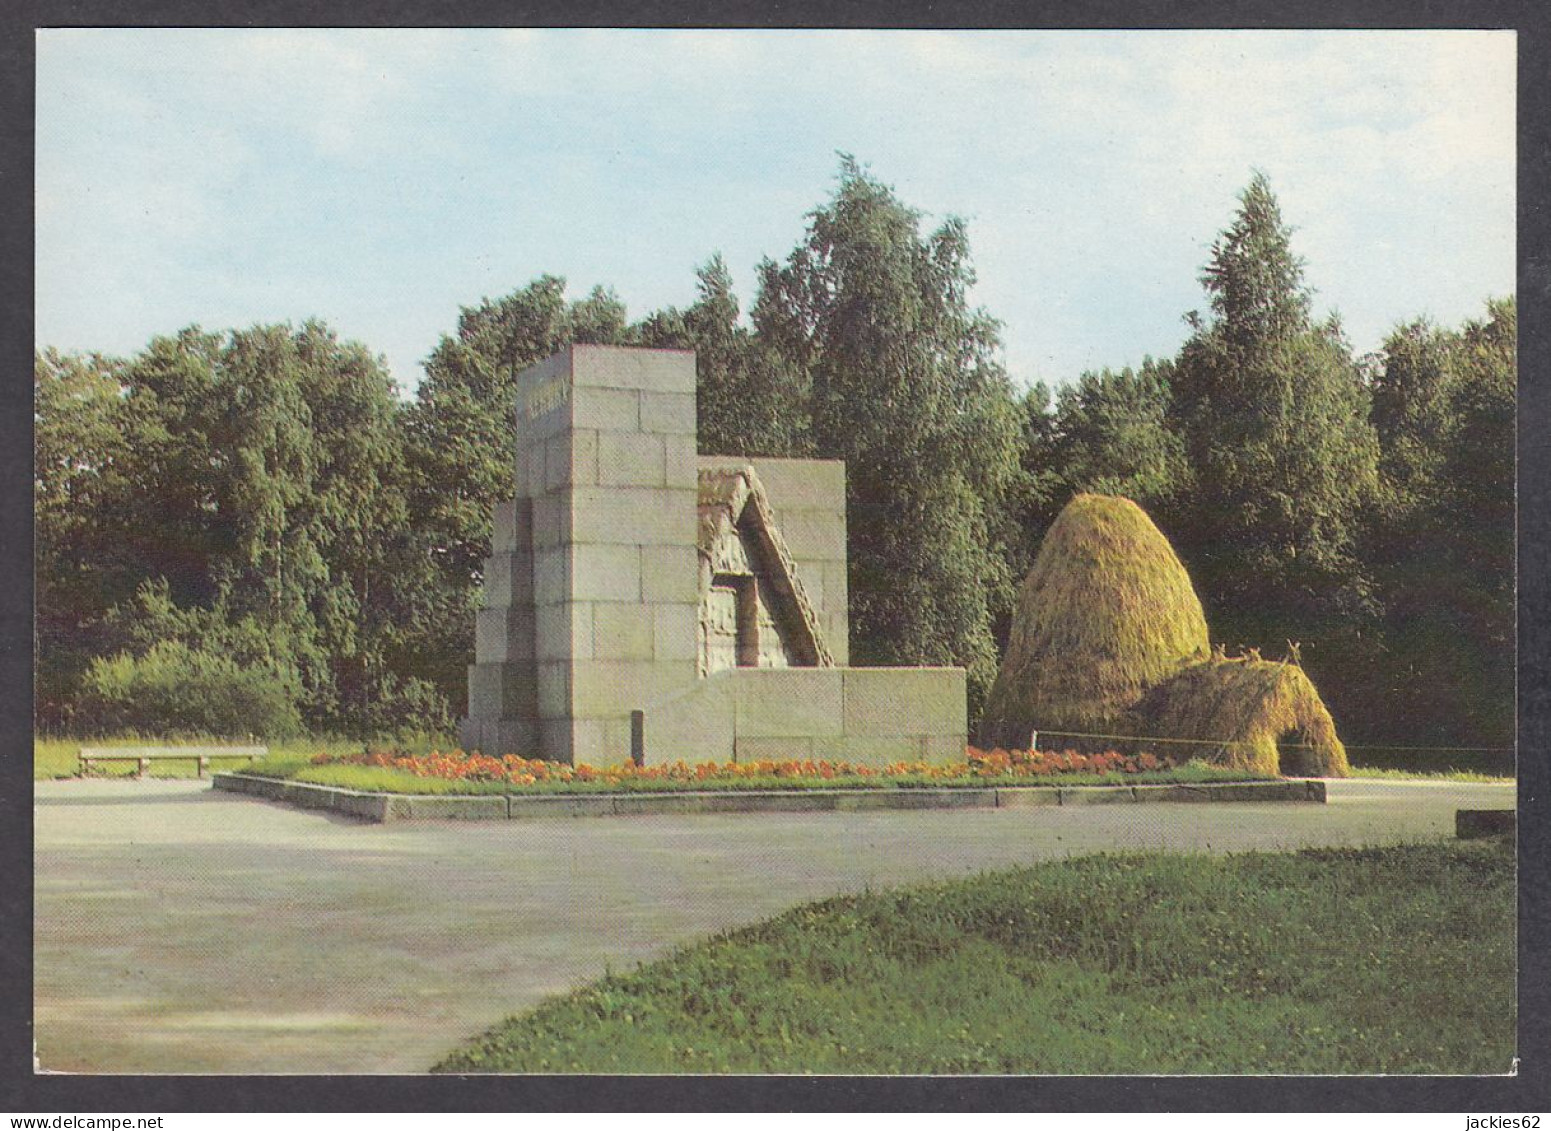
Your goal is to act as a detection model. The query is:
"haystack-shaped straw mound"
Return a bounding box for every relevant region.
[979,493,1210,749]
[1139,658,1350,777]
[980,492,1350,777]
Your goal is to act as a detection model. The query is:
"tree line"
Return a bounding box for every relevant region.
[34,159,1514,763]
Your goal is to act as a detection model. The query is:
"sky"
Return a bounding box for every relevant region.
[34,28,1516,395]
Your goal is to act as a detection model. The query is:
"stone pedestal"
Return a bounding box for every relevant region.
[460,345,700,764]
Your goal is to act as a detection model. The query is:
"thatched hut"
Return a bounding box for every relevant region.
[979,493,1210,749]
[980,492,1350,777]
[1138,657,1350,777]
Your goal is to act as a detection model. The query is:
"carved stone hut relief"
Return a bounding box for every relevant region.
[695,464,832,677]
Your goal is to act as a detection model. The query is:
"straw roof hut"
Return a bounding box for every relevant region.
[979,493,1210,749]
[1138,657,1350,777]
[980,492,1350,777]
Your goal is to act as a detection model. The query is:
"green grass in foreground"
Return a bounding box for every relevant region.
[32,733,454,781]
[1348,765,1514,784]
[435,838,1516,1075]
[278,760,1263,794]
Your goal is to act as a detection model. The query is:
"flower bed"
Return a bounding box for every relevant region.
[265,746,1267,795]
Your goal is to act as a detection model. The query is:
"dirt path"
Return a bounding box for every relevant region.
[33,776,1514,1074]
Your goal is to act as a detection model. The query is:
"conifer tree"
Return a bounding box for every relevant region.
[1170,172,1380,674]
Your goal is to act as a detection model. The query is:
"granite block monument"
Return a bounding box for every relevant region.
[459,345,967,766]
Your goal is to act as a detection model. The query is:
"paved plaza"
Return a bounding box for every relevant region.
[33,776,1515,1074]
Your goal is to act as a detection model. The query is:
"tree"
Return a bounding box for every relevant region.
[1358,298,1515,751]
[1431,298,1515,744]
[34,349,136,726]
[1170,173,1380,675]
[398,277,632,711]
[1049,358,1188,510]
[753,157,1024,711]
[989,381,1064,649]
[35,323,426,735]
[1370,317,1459,513]
[635,255,810,457]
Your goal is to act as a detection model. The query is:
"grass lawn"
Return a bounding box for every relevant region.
[1347,765,1515,784]
[32,733,454,781]
[435,837,1516,1075]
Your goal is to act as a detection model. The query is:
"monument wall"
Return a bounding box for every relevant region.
[640,666,967,767]
[460,344,967,767]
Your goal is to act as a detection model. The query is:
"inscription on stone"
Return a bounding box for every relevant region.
[517,373,571,422]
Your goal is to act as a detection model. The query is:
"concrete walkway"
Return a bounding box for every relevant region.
[33,776,1514,1075]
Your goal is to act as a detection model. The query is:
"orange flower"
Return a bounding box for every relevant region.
[307,740,1177,789]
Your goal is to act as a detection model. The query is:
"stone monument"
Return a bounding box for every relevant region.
[459,344,967,766]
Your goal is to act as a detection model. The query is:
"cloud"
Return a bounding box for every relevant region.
[34,29,1515,389]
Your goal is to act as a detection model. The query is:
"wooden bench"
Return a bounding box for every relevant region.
[78,745,268,778]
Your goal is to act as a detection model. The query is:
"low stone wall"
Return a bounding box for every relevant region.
[640,665,967,767]
[213,771,1324,824]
